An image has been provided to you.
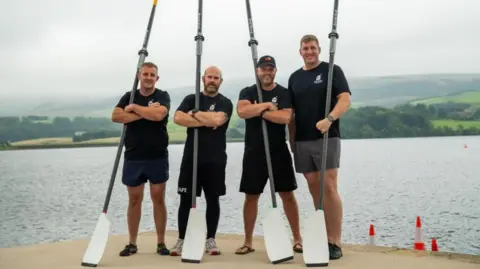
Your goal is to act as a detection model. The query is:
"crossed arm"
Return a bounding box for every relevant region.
[174,110,228,128]
[111,103,168,123]
[237,100,292,124]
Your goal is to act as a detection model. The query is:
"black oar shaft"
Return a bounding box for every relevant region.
[103,0,159,213]
[319,0,340,210]
[245,0,277,208]
[192,0,204,208]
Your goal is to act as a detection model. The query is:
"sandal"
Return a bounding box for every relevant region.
[235,245,255,255]
[293,243,303,253]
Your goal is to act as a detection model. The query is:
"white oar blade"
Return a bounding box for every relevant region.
[181,208,207,263]
[303,210,329,267]
[81,213,111,267]
[261,208,294,264]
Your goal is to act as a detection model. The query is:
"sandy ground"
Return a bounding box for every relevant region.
[1,230,479,269]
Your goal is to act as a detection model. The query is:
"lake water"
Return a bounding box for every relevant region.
[0,136,479,255]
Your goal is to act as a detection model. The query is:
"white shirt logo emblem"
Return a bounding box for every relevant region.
[314,74,323,84]
[271,96,278,106]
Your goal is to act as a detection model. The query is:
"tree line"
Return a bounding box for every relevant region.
[1,103,479,144]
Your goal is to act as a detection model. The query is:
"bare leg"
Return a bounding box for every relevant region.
[150,182,167,244]
[278,191,302,245]
[127,184,145,245]
[237,194,259,253]
[303,170,343,245]
[323,169,343,246]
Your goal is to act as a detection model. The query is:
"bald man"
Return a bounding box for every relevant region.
[170,66,234,256]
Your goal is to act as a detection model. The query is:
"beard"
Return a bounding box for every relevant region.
[205,84,218,94]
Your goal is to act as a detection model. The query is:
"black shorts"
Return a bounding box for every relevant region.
[177,160,226,197]
[239,144,297,195]
[122,157,169,187]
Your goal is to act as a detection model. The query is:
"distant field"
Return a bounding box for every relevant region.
[432,119,480,130]
[411,90,480,107]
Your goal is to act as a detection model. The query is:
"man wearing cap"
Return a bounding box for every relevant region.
[234,55,303,255]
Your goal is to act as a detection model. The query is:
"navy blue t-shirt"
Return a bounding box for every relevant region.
[116,88,170,160]
[287,62,351,141]
[176,92,233,164]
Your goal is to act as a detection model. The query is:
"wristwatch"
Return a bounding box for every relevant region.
[326,114,335,123]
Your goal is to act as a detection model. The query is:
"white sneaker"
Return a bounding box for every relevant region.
[170,239,183,256]
[205,237,220,255]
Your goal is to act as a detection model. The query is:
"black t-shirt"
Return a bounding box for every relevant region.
[288,62,351,141]
[115,88,170,160]
[176,92,233,164]
[238,84,292,150]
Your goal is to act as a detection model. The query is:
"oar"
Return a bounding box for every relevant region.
[244,0,294,264]
[181,0,207,264]
[80,0,159,267]
[303,0,341,267]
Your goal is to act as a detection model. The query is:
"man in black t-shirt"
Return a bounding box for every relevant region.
[111,62,171,257]
[287,34,352,260]
[234,55,303,255]
[169,66,233,257]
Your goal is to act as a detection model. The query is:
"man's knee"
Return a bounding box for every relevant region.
[128,185,144,206]
[150,182,166,204]
[324,169,339,194]
[279,191,296,203]
[303,171,319,186]
[245,194,260,205]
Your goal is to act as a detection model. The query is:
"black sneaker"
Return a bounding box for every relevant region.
[329,243,343,260]
[119,243,137,257]
[157,243,170,256]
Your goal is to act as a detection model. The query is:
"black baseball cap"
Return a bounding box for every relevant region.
[257,55,276,68]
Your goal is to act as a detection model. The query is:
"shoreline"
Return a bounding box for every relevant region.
[0,139,245,151]
[1,230,479,269]
[2,135,478,151]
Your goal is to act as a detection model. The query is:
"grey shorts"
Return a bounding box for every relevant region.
[293,137,341,173]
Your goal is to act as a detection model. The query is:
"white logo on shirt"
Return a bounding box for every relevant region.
[271,96,278,105]
[209,103,216,111]
[314,74,323,84]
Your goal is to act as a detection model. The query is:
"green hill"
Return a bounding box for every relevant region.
[410,90,480,107]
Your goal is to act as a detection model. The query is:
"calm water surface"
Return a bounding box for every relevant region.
[0,136,479,255]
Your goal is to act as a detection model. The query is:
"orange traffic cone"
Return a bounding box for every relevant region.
[413,216,425,250]
[369,224,375,245]
[431,238,438,252]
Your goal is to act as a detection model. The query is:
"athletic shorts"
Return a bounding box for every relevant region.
[239,144,298,195]
[293,137,341,173]
[177,160,226,197]
[122,157,169,187]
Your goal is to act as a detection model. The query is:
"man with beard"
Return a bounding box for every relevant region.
[287,34,352,260]
[111,62,171,257]
[170,65,233,256]
[235,55,303,255]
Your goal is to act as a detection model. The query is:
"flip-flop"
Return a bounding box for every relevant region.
[293,243,303,253]
[235,245,255,255]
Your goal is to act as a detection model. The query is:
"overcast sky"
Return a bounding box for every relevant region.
[1,0,479,98]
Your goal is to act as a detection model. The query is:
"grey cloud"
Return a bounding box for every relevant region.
[1,0,479,99]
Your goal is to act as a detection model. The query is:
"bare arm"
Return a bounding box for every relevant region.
[173,110,204,128]
[329,92,351,120]
[237,100,271,119]
[130,103,168,122]
[193,111,228,128]
[262,108,292,125]
[111,107,142,124]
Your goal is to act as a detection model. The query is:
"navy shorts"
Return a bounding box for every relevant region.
[121,158,169,187]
